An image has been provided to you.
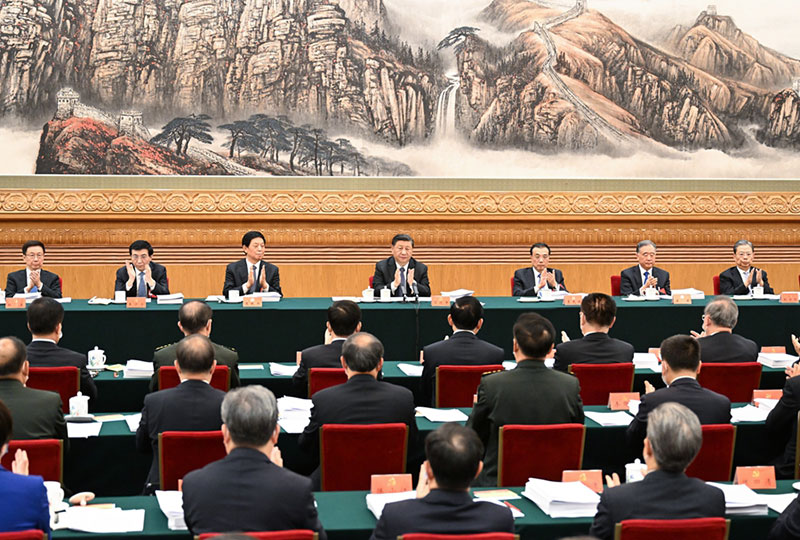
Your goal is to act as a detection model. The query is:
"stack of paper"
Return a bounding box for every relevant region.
[125,413,142,433]
[585,411,634,427]
[669,288,706,300]
[66,422,102,438]
[440,289,474,299]
[365,491,416,519]
[204,295,226,303]
[54,297,72,304]
[251,291,282,302]
[397,363,423,377]
[707,483,769,515]
[277,396,313,434]
[155,490,187,530]
[331,296,362,302]
[156,293,184,305]
[502,361,517,371]
[123,360,154,379]
[758,353,798,368]
[269,363,299,377]
[54,507,145,533]
[731,405,770,423]
[87,297,112,305]
[415,407,469,422]
[754,398,779,411]
[522,479,599,518]
[633,353,660,369]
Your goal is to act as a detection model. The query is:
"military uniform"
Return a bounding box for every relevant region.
[149,340,240,392]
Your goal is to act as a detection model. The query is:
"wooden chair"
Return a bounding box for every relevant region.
[611,275,621,296]
[614,517,729,540]
[157,365,230,392]
[0,531,47,540]
[308,368,347,397]
[435,364,503,407]
[685,424,736,481]
[568,363,634,406]
[509,276,515,296]
[696,362,762,403]
[400,534,520,540]
[713,275,720,295]
[27,366,79,413]
[197,532,318,539]
[497,424,584,486]
[158,430,226,490]
[0,439,62,483]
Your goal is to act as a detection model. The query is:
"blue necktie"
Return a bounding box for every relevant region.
[398,267,407,296]
[137,271,146,297]
[643,271,650,291]
[30,285,38,293]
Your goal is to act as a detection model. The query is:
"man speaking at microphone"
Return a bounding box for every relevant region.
[372,234,431,298]
[223,231,282,297]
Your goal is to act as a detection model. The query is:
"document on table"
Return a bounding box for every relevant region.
[440,289,474,298]
[754,398,779,411]
[67,422,102,438]
[731,404,770,423]
[760,493,798,514]
[633,353,660,370]
[155,490,187,531]
[415,407,469,422]
[397,363,424,377]
[278,396,313,413]
[269,362,299,376]
[584,411,633,427]
[279,415,311,434]
[125,413,142,433]
[758,353,798,368]
[123,360,154,379]
[628,400,640,416]
[707,482,768,515]
[522,479,599,518]
[502,361,517,371]
[365,491,416,519]
[238,364,265,370]
[57,507,145,533]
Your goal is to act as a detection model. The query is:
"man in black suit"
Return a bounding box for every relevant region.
[626,334,731,455]
[690,296,759,363]
[292,300,361,397]
[371,423,513,540]
[299,332,417,489]
[719,239,774,296]
[136,334,225,492]
[590,402,725,540]
[467,312,584,486]
[620,240,671,296]
[554,293,633,372]
[421,296,504,406]
[182,385,326,537]
[512,242,567,296]
[372,234,431,297]
[5,240,61,298]
[25,297,97,401]
[114,240,169,298]
[222,231,282,297]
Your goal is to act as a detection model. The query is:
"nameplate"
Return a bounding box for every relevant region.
[562,470,603,493]
[648,347,661,360]
[761,346,786,354]
[734,466,776,489]
[562,294,583,306]
[126,297,146,309]
[5,297,25,309]
[780,292,800,304]
[243,296,263,308]
[672,293,691,305]
[608,392,640,411]
[431,296,449,307]
[370,474,412,494]
[753,389,783,403]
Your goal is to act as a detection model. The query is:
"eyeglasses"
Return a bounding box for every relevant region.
[24,253,44,259]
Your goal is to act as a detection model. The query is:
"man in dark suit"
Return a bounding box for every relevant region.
[626,335,731,455]
[719,239,774,296]
[299,332,418,489]
[292,300,361,397]
[691,296,759,363]
[421,296,504,406]
[372,234,431,297]
[554,293,633,372]
[467,312,584,486]
[136,334,225,491]
[620,240,671,296]
[222,231,282,297]
[182,386,326,537]
[150,301,239,392]
[5,240,61,298]
[590,402,725,540]
[371,423,513,540]
[512,242,567,296]
[26,297,97,401]
[114,240,170,298]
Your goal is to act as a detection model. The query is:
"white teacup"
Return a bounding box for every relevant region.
[379,288,391,301]
[362,288,375,301]
[644,287,659,299]
[87,346,106,369]
[752,286,765,298]
[114,290,126,302]
[228,289,240,301]
[44,481,64,505]
[625,460,646,483]
[69,393,89,417]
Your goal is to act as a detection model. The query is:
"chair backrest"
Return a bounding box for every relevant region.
[568,363,635,406]
[435,364,504,407]
[696,362,762,403]
[0,439,62,483]
[320,423,408,491]
[614,517,729,540]
[712,275,720,295]
[509,276,515,296]
[611,275,621,296]
[157,365,230,392]
[685,424,736,481]
[400,534,520,540]
[0,531,47,540]
[498,424,585,486]
[27,366,79,413]
[369,275,374,288]
[309,368,347,397]
[761,346,786,354]
[158,430,226,490]
[197,532,318,539]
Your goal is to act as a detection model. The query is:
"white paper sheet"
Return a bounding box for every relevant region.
[269,362,299,376]
[632,353,659,369]
[760,493,798,514]
[67,422,102,438]
[440,289,474,298]
[59,507,145,533]
[754,398,779,411]
[415,407,469,422]
[365,491,416,519]
[238,364,265,370]
[584,411,633,427]
[397,363,424,377]
[758,353,798,368]
[155,490,187,531]
[522,479,599,518]
[279,415,311,434]
[278,396,313,412]
[123,360,154,379]
[731,404,770,423]
[502,361,517,370]
[125,413,142,433]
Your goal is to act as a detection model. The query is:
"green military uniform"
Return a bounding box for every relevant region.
[0,379,68,450]
[149,340,240,392]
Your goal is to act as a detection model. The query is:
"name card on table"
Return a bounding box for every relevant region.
[126,297,146,309]
[563,294,583,306]
[243,296,263,308]
[5,297,25,309]
[734,466,776,489]
[562,470,603,493]
[648,348,661,361]
[608,392,640,411]
[431,296,449,307]
[780,292,800,304]
[371,474,412,494]
[672,293,692,305]
[753,389,783,403]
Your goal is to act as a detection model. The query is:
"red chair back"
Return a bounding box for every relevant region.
[712,275,721,295]
[509,276,515,296]
[615,517,729,540]
[157,365,230,392]
[696,362,762,403]
[685,424,736,481]
[568,363,635,406]
[0,440,62,483]
[158,430,226,490]
[611,275,621,296]
[321,423,408,491]
[498,424,584,486]
[309,368,347,397]
[0,531,47,540]
[369,275,374,288]
[435,365,504,407]
[198,532,318,539]
[27,367,79,413]
[401,534,519,540]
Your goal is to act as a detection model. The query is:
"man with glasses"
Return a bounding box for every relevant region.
[5,241,62,298]
[114,240,170,298]
[620,240,671,296]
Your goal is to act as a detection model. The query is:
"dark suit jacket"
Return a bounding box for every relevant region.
[589,469,726,540]
[697,332,759,363]
[135,380,225,487]
[114,262,169,297]
[292,339,345,398]
[421,331,505,406]
[512,267,567,296]
[26,340,97,401]
[372,257,431,297]
[223,258,282,296]
[719,266,774,295]
[0,379,67,447]
[182,447,326,538]
[149,339,240,392]
[770,493,800,540]
[5,269,62,298]
[466,360,584,486]
[0,465,50,537]
[553,332,634,372]
[620,265,671,296]
[766,376,800,479]
[626,377,731,454]
[370,489,514,540]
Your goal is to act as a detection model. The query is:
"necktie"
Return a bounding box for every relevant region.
[137,271,146,297]
[399,267,407,296]
[30,285,38,293]
[250,264,258,294]
[643,271,650,291]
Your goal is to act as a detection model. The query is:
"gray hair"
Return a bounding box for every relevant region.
[636,240,656,253]
[221,386,278,447]
[342,332,384,372]
[646,402,702,473]
[704,296,738,329]
[733,239,754,254]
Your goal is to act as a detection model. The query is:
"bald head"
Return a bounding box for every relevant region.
[341,332,384,373]
[0,337,27,378]
[175,334,215,374]
[178,301,213,335]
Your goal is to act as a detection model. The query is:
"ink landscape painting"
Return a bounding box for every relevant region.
[3,0,800,178]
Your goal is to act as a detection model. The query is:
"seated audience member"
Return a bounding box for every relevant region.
[512,242,568,296]
[770,491,800,539]
[5,240,62,298]
[626,335,731,454]
[553,293,633,372]
[0,400,50,538]
[223,231,282,297]
[719,239,774,295]
[136,334,225,492]
[371,423,513,540]
[619,240,671,296]
[293,300,362,397]
[372,234,431,297]
[467,312,584,486]
[114,240,169,298]
[26,297,97,401]
[421,296,504,406]
[690,296,758,363]
[766,337,800,479]
[150,301,239,392]
[182,386,326,538]
[299,332,417,489]
[590,402,725,540]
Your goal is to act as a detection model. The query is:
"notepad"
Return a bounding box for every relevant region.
[584,411,633,427]
[397,363,424,377]
[269,362,299,376]
[415,407,469,422]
